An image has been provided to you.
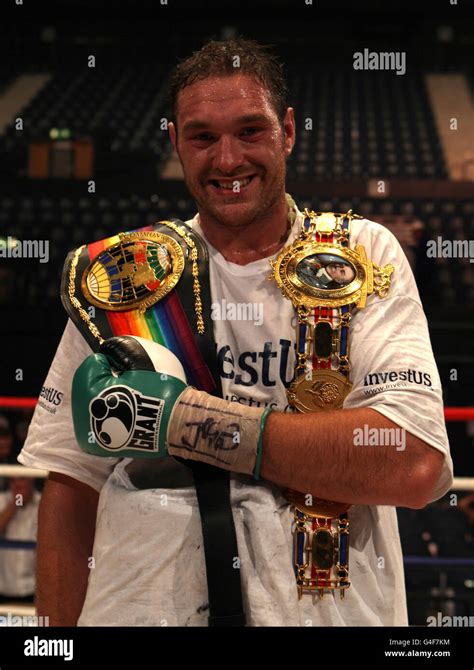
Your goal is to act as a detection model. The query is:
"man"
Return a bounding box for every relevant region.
[296,256,355,290]
[324,260,355,288]
[0,415,14,492]
[0,477,40,602]
[19,37,452,626]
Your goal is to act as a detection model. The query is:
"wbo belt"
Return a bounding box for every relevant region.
[269,209,394,599]
[61,219,246,626]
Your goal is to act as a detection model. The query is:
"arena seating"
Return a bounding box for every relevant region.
[286,68,447,179]
[0,69,17,95]
[1,65,173,163]
[1,66,448,179]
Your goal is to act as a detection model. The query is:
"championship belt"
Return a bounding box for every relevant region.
[269,209,394,599]
[61,219,246,627]
[61,220,219,393]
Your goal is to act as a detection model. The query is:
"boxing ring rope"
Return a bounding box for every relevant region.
[0,397,37,409]
[0,397,473,618]
[1,465,473,489]
[0,465,48,478]
[0,603,36,618]
[1,397,474,420]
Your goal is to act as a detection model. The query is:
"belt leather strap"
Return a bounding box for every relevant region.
[189,461,246,626]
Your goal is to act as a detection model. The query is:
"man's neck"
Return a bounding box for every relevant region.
[197,195,296,265]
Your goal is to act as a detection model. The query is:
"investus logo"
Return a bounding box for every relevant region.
[363,369,433,397]
[37,385,64,414]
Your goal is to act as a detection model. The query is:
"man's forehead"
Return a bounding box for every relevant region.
[177,74,276,124]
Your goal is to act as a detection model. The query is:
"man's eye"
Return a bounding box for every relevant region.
[241,127,259,136]
[194,133,213,141]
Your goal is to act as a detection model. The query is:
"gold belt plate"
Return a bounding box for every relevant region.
[287,369,352,413]
[81,231,185,312]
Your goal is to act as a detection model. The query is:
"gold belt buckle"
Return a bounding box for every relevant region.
[284,488,351,599]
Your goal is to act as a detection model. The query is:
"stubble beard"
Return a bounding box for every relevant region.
[182,159,287,232]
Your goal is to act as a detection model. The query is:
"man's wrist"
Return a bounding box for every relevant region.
[253,406,273,480]
[166,387,269,477]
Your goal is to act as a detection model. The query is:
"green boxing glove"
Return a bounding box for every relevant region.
[71,335,272,479]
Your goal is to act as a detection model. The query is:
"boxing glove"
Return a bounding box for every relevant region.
[71,335,272,478]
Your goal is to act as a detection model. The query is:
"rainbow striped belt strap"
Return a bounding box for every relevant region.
[61,218,219,395]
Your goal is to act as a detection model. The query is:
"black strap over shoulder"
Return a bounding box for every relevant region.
[178,458,247,627]
[61,218,246,627]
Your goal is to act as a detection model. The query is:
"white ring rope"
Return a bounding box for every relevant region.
[0,465,48,478]
[0,464,473,489]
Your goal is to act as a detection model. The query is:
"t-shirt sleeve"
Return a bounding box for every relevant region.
[344,220,453,503]
[17,319,120,493]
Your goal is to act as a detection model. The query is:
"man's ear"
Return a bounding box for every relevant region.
[283,107,295,157]
[168,121,177,151]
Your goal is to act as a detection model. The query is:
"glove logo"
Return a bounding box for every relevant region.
[89,385,163,452]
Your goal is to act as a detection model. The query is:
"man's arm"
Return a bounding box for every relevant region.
[69,338,446,511]
[36,472,99,626]
[261,407,444,509]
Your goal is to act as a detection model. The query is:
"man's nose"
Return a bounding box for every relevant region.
[212,135,244,174]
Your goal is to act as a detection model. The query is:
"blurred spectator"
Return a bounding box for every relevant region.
[14,415,31,449]
[458,492,474,526]
[0,415,14,492]
[0,477,40,602]
[422,493,474,557]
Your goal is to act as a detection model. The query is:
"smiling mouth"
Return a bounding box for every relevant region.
[208,175,256,190]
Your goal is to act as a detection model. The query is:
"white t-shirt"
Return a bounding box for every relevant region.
[0,490,40,597]
[18,203,453,626]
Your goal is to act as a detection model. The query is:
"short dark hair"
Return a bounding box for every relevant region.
[168,37,289,131]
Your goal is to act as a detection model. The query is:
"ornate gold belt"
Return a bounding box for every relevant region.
[269,208,393,599]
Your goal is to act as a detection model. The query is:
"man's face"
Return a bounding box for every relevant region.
[326,263,349,283]
[169,73,295,229]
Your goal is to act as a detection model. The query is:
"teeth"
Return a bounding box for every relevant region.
[216,177,252,189]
